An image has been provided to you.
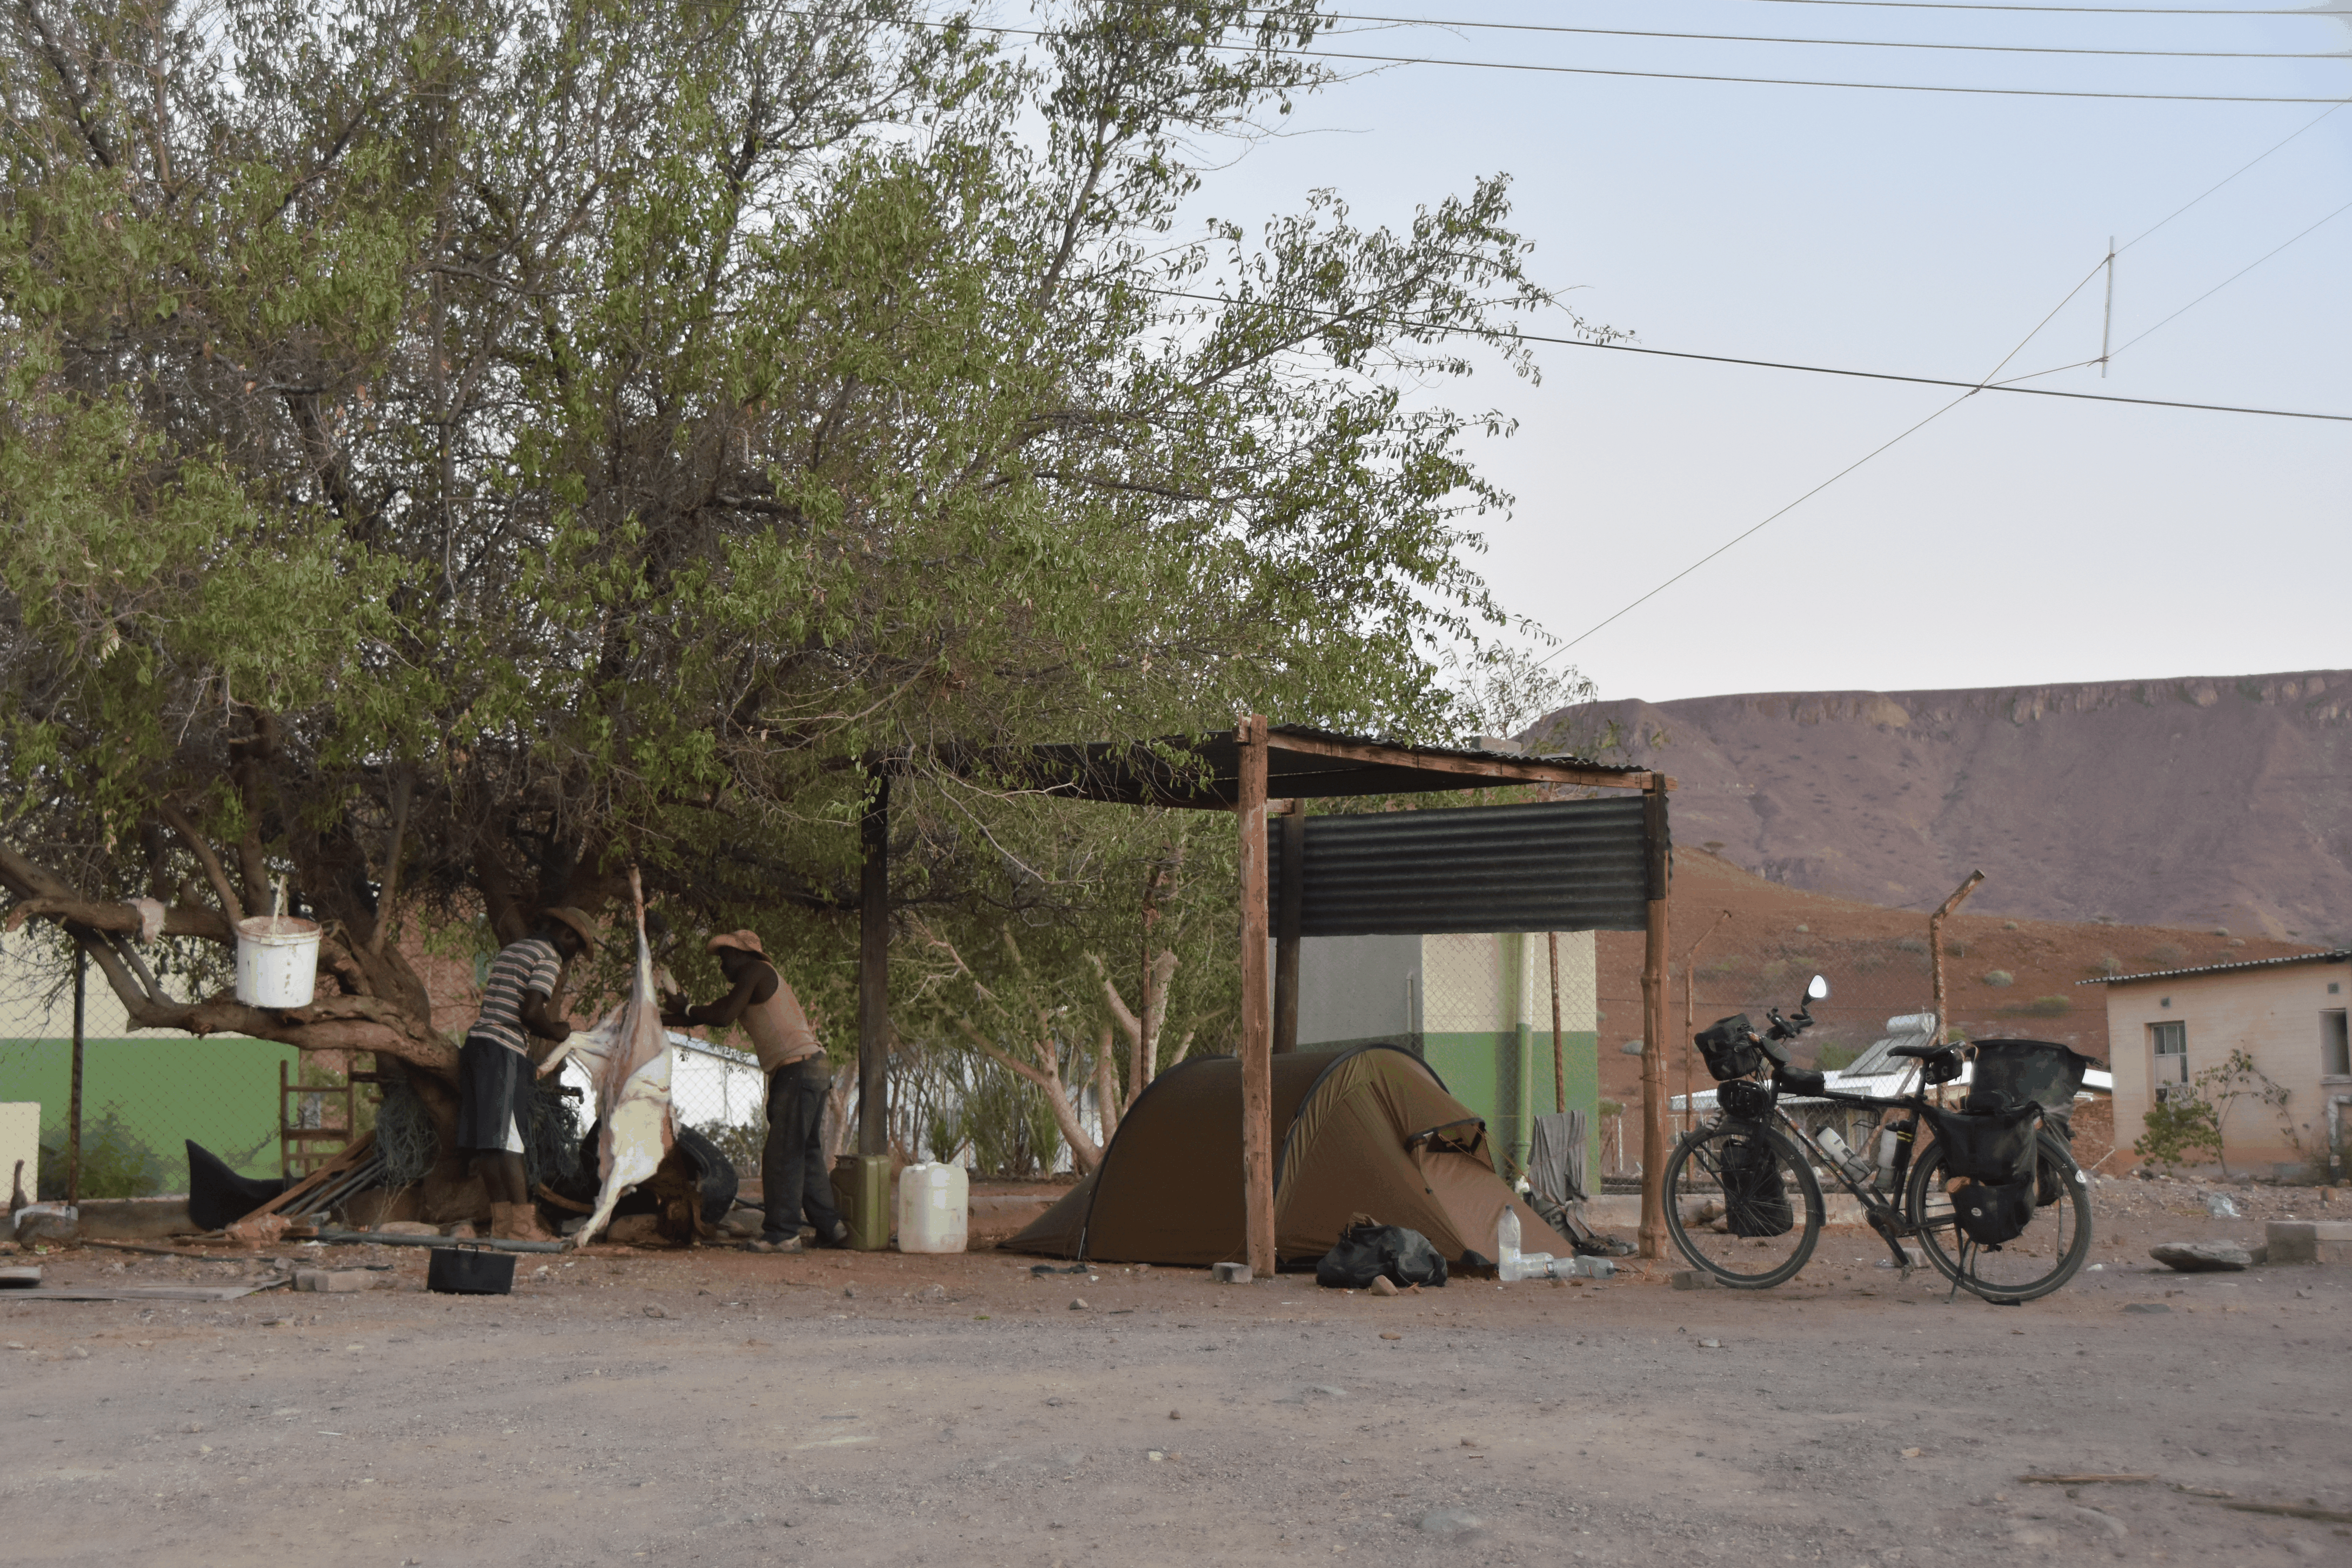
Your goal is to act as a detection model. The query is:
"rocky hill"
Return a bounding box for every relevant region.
[1544,669,2352,943]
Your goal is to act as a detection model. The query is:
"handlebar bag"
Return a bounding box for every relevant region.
[1717,1133,1793,1238]
[1696,1015,1765,1082]
[1950,1178,2035,1247]
[1921,1102,2041,1185]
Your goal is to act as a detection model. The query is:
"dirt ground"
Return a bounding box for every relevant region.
[4,1185,2346,1568]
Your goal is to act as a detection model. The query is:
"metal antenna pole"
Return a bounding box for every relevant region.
[2100,237,2116,379]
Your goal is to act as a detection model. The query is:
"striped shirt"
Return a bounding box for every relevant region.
[472,936,563,1058]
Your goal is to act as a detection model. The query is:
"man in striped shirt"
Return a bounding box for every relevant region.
[459,907,599,1241]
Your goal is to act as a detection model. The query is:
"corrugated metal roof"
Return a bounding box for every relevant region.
[1268,796,1657,936]
[2076,948,2350,987]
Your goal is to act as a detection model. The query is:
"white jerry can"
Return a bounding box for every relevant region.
[894,1161,970,1253]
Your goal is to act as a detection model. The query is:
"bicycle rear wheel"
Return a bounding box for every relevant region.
[1663,1120,1822,1288]
[1906,1128,2092,1304]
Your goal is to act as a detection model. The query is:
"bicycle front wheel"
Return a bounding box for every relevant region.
[1663,1120,1823,1288]
[1906,1128,2092,1304]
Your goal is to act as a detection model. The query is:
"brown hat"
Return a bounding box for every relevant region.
[540,906,602,952]
[707,929,766,958]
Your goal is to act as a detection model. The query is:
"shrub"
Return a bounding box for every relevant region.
[1816,1042,1861,1071]
[1942,938,1967,958]
[1894,937,1928,955]
[2002,921,2019,931]
[2147,942,2188,967]
[1982,969,2015,989]
[2017,995,2070,1017]
[2090,953,2123,977]
[35,1106,169,1200]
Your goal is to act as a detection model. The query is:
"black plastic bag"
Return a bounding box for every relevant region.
[1718,1134,1793,1238]
[1316,1221,1449,1289]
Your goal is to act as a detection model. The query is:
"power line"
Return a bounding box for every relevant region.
[2114,192,2352,352]
[1268,41,2352,101]
[2121,101,2348,251]
[1550,388,1980,656]
[964,21,2352,103]
[1141,286,2352,422]
[1305,11,2345,58]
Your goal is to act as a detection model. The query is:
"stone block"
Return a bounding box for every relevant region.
[2150,1241,2250,1272]
[1669,1269,1719,1290]
[2267,1220,2352,1265]
[293,1268,377,1293]
[1211,1261,1252,1284]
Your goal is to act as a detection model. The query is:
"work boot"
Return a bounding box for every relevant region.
[749,1235,804,1254]
[817,1221,854,1249]
[489,1202,555,1243]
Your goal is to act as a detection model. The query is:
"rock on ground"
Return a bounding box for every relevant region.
[2149,1241,2251,1272]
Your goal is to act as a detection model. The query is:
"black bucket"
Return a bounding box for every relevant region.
[427,1245,516,1296]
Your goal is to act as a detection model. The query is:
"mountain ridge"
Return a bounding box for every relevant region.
[1544,668,2352,941]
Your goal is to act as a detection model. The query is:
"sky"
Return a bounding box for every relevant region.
[1165,0,2352,704]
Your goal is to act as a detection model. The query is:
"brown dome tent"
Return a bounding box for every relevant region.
[1005,1045,1571,1269]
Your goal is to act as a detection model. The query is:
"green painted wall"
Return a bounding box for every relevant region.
[0,1036,302,1195]
[1421,1028,1599,1179]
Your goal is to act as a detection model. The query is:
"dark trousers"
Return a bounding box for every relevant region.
[762,1057,841,1241]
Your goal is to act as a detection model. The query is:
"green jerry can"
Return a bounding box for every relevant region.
[831,1154,892,1251]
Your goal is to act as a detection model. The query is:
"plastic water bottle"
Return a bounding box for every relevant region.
[1495,1206,1522,1268]
[1498,1251,1555,1282]
[1817,1128,1873,1186]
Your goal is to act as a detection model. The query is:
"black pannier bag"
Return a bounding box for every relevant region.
[1967,1039,2096,1116]
[1922,1102,2041,1185]
[1950,1179,2036,1247]
[1718,1134,1793,1237]
[1316,1221,1450,1289]
[1696,1015,1766,1082]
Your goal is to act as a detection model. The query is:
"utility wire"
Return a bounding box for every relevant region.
[2114,192,2352,353]
[2121,101,2348,251]
[939,18,2352,102]
[1299,11,2345,58]
[1140,286,2352,421]
[1547,388,1979,656]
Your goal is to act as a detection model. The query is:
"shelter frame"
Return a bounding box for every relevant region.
[856,721,1675,1268]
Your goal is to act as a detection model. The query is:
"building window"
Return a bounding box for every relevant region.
[2324,1011,2351,1079]
[2150,1021,2189,1102]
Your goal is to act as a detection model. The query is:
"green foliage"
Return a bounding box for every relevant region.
[0,0,1608,1080]
[2133,1094,2223,1172]
[2132,1047,2291,1176]
[37,1105,169,1199]
[2014,995,2070,1017]
[1981,969,2015,989]
[1815,1042,1860,1071]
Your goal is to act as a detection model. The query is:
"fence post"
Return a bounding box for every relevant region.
[66,946,84,1206]
[1236,715,1274,1279]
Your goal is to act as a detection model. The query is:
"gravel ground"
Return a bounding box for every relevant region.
[2,1186,2346,1567]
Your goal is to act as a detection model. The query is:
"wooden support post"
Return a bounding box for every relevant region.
[1273,802,1304,1054]
[857,775,891,1158]
[1638,775,1672,1260]
[66,946,84,1206]
[1681,910,1732,1139]
[1928,869,1985,1046]
[1236,715,1275,1278]
[1547,931,1565,1116]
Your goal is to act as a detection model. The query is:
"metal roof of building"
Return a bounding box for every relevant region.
[2076,948,2350,988]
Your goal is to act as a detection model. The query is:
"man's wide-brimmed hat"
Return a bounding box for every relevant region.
[707,929,766,958]
[540,906,602,952]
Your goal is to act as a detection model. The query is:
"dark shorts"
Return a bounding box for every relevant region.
[454,1034,535,1155]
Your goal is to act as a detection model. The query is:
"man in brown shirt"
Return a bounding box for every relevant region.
[664,931,848,1253]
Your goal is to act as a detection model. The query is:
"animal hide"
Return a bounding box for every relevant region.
[542,881,674,1248]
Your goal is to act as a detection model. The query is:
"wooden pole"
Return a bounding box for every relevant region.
[857,775,891,1158]
[1273,801,1304,1054]
[1638,774,1672,1259]
[1236,715,1275,1278]
[1547,930,1565,1115]
[66,945,85,1206]
[1681,910,1732,1138]
[1927,870,1985,1046]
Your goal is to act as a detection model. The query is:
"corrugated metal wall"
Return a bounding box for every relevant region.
[1268,797,1660,937]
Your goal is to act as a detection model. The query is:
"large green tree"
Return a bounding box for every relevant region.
[0,0,1592,1109]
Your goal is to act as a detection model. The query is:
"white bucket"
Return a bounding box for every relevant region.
[894,1161,969,1253]
[235,915,322,1008]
